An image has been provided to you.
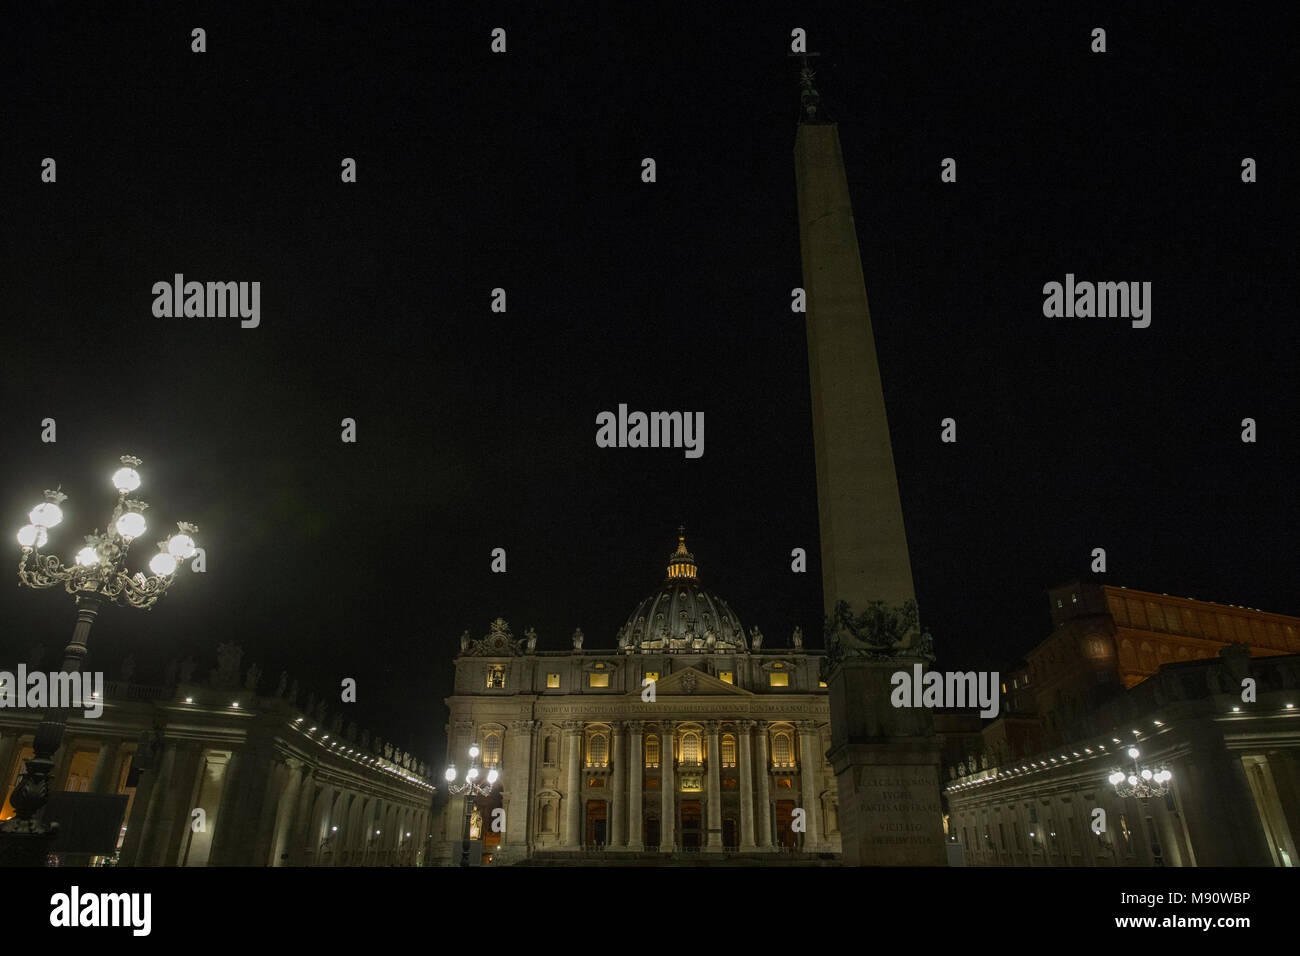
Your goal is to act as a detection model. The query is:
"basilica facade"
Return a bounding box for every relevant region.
[431,532,841,864]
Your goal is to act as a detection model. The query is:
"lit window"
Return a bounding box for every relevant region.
[645,735,660,768]
[769,672,789,687]
[594,662,605,669]
[721,734,736,768]
[588,673,609,688]
[683,732,700,765]
[482,733,501,768]
[588,733,608,768]
[718,671,733,684]
[772,732,793,767]
[644,671,659,684]
[546,673,560,688]
[486,666,505,689]
[818,680,827,688]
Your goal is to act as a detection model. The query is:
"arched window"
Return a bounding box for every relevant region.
[645,735,660,768]
[482,733,501,768]
[772,732,793,767]
[721,734,736,768]
[588,733,608,768]
[682,732,700,765]
[544,735,557,764]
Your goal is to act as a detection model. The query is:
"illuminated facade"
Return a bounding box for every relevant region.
[0,651,435,866]
[943,582,1300,866]
[431,532,841,864]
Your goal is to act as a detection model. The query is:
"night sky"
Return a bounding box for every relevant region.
[3,3,1296,773]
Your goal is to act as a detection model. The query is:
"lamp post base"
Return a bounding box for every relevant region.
[0,820,58,868]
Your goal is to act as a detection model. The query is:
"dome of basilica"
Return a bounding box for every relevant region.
[617,529,748,653]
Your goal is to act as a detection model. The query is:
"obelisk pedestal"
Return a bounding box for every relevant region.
[826,656,946,866]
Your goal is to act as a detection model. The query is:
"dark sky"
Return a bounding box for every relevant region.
[3,3,1296,772]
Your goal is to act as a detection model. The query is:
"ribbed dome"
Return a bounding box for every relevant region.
[617,529,747,653]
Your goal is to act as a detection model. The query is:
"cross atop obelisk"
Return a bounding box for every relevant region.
[788,50,826,122]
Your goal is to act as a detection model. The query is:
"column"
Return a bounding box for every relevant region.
[1264,750,1300,862]
[754,722,772,849]
[153,741,205,865]
[133,742,182,865]
[0,732,20,801]
[180,750,230,866]
[505,719,536,857]
[286,766,316,865]
[119,739,170,867]
[659,723,675,851]
[627,721,644,851]
[609,721,625,848]
[268,760,303,866]
[562,720,583,848]
[249,756,287,864]
[207,748,247,865]
[88,737,123,793]
[797,720,823,852]
[1174,724,1274,865]
[50,737,81,792]
[705,720,722,851]
[738,720,757,851]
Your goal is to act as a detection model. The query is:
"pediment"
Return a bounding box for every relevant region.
[636,665,753,697]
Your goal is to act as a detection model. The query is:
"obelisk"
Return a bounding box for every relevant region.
[794,66,946,865]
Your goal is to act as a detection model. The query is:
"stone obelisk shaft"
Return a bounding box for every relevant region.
[795,122,916,615]
[796,118,946,866]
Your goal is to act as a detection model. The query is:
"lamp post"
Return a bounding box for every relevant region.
[444,743,498,867]
[1108,746,1172,800]
[0,455,199,867]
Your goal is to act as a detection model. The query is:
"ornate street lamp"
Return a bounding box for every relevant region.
[0,455,199,867]
[444,743,498,867]
[1108,746,1172,800]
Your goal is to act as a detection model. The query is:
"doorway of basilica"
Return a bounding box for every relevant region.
[585,800,607,847]
[775,799,797,849]
[680,799,702,850]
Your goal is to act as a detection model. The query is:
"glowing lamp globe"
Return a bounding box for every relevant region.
[467,767,479,781]
[487,768,499,785]
[1127,747,1140,759]
[468,745,480,759]
[150,552,178,576]
[29,502,64,528]
[444,767,457,782]
[167,533,197,559]
[75,546,100,567]
[115,512,147,540]
[17,524,48,548]
[112,467,141,492]
[1127,775,1138,786]
[1108,772,1124,786]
